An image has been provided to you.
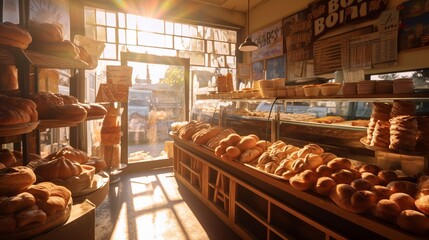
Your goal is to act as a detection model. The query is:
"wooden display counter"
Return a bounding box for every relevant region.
[172,134,428,240]
[32,200,95,240]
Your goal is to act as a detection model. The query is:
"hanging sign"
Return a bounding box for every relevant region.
[251,21,283,62]
[106,65,133,85]
[96,84,129,103]
[309,0,387,40]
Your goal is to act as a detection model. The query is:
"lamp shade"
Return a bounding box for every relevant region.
[239,37,258,52]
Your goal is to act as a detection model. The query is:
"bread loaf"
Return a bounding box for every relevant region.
[373,199,401,222]
[236,136,257,151]
[239,147,262,163]
[371,185,392,201]
[396,210,429,234]
[29,40,80,59]
[0,166,36,195]
[390,192,417,211]
[46,146,89,164]
[361,172,380,186]
[225,146,241,159]
[415,195,429,215]
[315,165,333,178]
[28,21,64,43]
[214,145,226,157]
[387,181,418,197]
[304,153,323,169]
[331,169,355,184]
[330,184,377,213]
[219,133,242,148]
[0,22,32,49]
[327,157,351,171]
[289,169,317,191]
[314,176,336,196]
[351,178,373,191]
[377,170,398,185]
[34,156,83,181]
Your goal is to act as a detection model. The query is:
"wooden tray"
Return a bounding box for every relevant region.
[0,121,39,137]
[1,198,72,240]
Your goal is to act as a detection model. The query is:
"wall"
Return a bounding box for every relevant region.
[249,0,429,75]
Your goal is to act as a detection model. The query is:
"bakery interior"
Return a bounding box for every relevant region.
[1,0,429,239]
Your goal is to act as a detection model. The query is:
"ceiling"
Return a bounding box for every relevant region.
[190,0,266,12]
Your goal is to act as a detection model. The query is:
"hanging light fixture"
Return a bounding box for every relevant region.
[239,0,258,52]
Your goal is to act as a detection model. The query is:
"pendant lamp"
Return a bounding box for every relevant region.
[239,0,258,52]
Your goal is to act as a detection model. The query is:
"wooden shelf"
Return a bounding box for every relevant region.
[172,135,428,240]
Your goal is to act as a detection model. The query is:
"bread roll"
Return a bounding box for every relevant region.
[371,185,392,201]
[390,192,417,211]
[0,22,32,49]
[281,170,296,180]
[327,157,351,171]
[387,181,418,197]
[264,161,279,174]
[315,177,336,196]
[320,152,337,164]
[330,184,377,213]
[415,195,429,215]
[0,149,17,167]
[248,134,259,141]
[373,199,401,222]
[377,170,398,185]
[361,172,380,186]
[236,136,257,152]
[219,133,242,148]
[214,145,226,157]
[290,158,309,173]
[25,182,55,202]
[351,178,373,191]
[396,210,429,234]
[220,153,233,162]
[256,140,272,151]
[304,153,323,169]
[359,164,381,175]
[239,147,262,163]
[289,169,317,191]
[316,165,333,178]
[225,146,241,159]
[297,143,324,158]
[331,169,355,184]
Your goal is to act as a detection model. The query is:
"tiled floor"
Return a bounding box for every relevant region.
[95,167,239,240]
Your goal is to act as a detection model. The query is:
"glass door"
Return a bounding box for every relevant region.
[121,52,190,169]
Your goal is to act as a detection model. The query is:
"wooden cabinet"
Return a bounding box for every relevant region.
[172,134,428,240]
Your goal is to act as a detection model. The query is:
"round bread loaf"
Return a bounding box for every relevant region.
[314,176,336,196]
[396,210,429,234]
[0,166,36,195]
[390,192,417,211]
[373,199,401,222]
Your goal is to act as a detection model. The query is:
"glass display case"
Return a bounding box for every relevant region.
[191,95,429,174]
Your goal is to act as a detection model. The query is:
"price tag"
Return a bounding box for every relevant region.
[106,66,133,85]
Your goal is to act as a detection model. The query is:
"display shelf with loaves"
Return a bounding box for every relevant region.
[172,120,429,237]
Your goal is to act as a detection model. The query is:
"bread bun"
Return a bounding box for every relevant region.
[330,184,377,213]
[220,153,233,161]
[25,182,55,201]
[46,146,89,164]
[377,170,398,185]
[225,146,241,159]
[264,161,279,174]
[0,166,36,195]
[359,164,381,175]
[289,169,317,191]
[290,158,309,173]
[396,210,429,234]
[320,152,337,164]
[219,133,241,148]
[373,199,401,222]
[239,147,262,163]
[236,136,257,151]
[327,157,351,171]
[53,104,88,122]
[415,195,429,215]
[316,165,333,178]
[351,178,373,190]
[331,169,355,184]
[255,140,272,151]
[0,22,32,49]
[86,103,107,117]
[314,176,336,196]
[390,192,417,211]
[214,145,226,157]
[193,126,223,145]
[361,172,380,186]
[387,181,418,197]
[304,153,323,169]
[297,143,324,158]
[371,185,392,201]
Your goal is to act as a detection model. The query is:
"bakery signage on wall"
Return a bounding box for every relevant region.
[251,21,283,62]
[309,0,387,40]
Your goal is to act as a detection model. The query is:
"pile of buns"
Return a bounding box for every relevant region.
[0,166,71,234]
[366,101,428,152]
[28,91,106,122]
